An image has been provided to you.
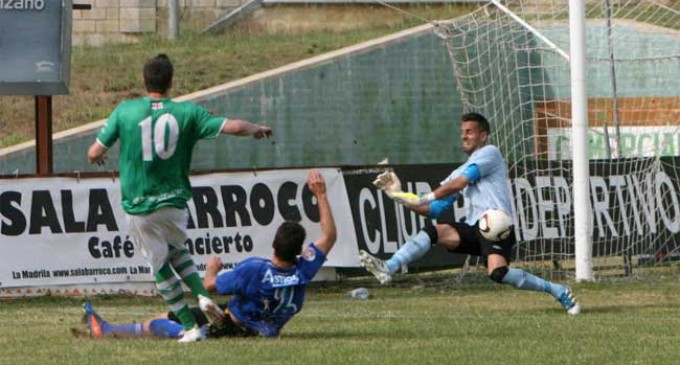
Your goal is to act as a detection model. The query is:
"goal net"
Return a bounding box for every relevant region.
[435,0,680,279]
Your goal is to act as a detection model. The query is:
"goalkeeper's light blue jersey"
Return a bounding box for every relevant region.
[441,145,514,225]
[214,243,326,337]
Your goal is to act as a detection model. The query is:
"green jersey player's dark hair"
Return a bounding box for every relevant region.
[143,54,173,94]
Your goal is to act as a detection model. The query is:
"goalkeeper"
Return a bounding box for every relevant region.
[80,170,337,340]
[360,112,580,315]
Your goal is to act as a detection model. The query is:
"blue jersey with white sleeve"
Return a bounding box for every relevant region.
[441,145,514,225]
[214,243,326,337]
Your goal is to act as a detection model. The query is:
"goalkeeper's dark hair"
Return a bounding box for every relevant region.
[272,221,307,263]
[143,54,173,94]
[462,112,491,134]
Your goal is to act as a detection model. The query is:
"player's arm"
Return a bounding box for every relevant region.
[428,164,478,201]
[427,195,458,219]
[204,257,251,296]
[203,256,223,293]
[221,119,272,139]
[407,203,430,216]
[432,174,470,199]
[391,164,479,208]
[308,169,337,256]
[403,194,458,218]
[88,107,121,165]
[87,141,108,166]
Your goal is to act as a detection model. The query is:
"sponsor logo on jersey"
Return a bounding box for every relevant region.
[262,269,300,287]
[151,101,164,110]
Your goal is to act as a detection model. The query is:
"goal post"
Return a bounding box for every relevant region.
[568,0,594,281]
[435,0,680,280]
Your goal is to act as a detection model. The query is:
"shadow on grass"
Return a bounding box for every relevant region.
[282,328,435,340]
[573,301,680,314]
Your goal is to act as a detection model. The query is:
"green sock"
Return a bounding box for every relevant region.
[183,272,209,299]
[169,247,209,300]
[155,263,195,330]
[173,305,196,331]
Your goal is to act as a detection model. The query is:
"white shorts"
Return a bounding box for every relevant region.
[126,207,188,274]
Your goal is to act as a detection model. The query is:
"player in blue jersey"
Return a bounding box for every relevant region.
[81,169,337,339]
[359,112,580,315]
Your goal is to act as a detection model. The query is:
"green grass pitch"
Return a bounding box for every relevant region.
[2,273,680,365]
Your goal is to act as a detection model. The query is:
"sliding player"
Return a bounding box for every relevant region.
[83,170,338,339]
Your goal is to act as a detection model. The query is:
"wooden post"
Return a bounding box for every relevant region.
[35,95,53,175]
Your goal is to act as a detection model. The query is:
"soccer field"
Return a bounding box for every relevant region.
[2,274,680,365]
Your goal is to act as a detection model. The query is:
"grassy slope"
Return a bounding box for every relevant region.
[0,4,476,148]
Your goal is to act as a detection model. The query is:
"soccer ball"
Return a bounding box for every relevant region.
[478,209,512,242]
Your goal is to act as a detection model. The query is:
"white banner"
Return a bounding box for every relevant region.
[0,168,359,289]
[548,126,680,160]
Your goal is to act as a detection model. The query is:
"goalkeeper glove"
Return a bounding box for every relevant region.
[391,191,436,208]
[372,171,403,197]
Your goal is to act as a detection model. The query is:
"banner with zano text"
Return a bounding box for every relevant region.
[0,168,359,289]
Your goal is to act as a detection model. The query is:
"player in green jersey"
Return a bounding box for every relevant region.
[87,54,272,343]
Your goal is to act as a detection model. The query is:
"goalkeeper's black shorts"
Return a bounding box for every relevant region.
[444,221,516,265]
